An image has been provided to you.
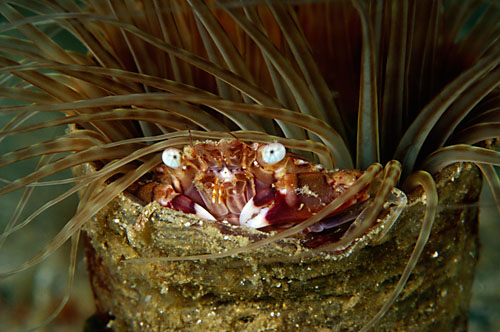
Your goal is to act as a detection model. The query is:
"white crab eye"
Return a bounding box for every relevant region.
[162,148,182,168]
[259,143,286,164]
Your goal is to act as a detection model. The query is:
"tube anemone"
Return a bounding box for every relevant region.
[0,0,499,331]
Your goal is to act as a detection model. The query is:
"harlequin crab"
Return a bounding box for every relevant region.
[132,139,407,243]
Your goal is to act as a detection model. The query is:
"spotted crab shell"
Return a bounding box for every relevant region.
[132,139,369,231]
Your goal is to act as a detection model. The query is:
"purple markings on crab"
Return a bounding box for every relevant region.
[253,187,277,206]
[168,196,195,215]
[168,195,216,221]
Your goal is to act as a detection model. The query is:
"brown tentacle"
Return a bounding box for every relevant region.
[359,170,438,332]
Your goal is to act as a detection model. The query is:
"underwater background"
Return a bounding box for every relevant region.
[0,1,499,331]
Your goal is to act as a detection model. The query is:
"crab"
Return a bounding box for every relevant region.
[132,139,406,239]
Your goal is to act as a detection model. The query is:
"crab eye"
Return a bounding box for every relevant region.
[162,148,182,168]
[259,143,286,164]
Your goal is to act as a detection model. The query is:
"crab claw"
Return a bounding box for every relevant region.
[239,198,271,228]
[167,195,217,221]
[239,187,276,228]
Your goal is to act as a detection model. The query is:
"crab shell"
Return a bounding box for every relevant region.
[135,139,370,230]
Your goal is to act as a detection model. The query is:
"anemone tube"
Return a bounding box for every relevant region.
[0,1,499,331]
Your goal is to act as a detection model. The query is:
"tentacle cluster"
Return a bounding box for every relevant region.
[0,1,499,331]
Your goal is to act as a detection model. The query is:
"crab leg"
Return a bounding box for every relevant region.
[324,160,402,252]
[307,200,370,233]
[139,182,216,221]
